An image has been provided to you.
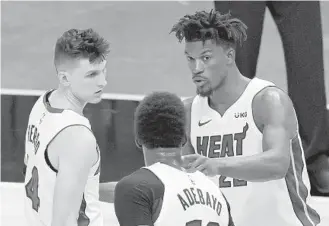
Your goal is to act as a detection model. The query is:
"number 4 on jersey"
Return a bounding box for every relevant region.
[25,166,40,212]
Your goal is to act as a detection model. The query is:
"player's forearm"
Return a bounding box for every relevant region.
[216,149,289,182]
[51,177,86,226]
[51,190,79,226]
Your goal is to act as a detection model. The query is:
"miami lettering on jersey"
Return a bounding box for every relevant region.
[178,187,222,216]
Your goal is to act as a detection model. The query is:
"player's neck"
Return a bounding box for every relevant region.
[51,87,86,115]
[144,148,184,171]
[209,68,250,110]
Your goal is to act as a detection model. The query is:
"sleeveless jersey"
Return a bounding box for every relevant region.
[189,78,320,226]
[145,162,230,226]
[24,90,103,226]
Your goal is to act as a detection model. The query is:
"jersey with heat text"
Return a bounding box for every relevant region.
[24,90,103,226]
[189,78,320,226]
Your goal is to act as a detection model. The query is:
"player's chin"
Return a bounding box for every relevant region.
[196,87,212,97]
[88,96,103,104]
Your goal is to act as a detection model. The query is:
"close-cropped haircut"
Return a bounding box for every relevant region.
[54,28,110,70]
[170,10,247,48]
[134,92,186,149]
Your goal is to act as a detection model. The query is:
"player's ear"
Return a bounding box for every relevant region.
[57,71,70,87]
[226,48,235,65]
[135,138,142,150]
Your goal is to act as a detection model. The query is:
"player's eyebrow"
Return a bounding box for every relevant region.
[200,49,212,55]
[86,63,107,75]
[184,49,212,56]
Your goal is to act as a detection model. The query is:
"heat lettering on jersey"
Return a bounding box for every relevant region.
[196,123,249,158]
[177,187,222,216]
[196,123,249,188]
[27,124,40,154]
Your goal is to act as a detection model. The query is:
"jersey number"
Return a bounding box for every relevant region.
[219,175,247,188]
[25,166,40,212]
[186,220,219,226]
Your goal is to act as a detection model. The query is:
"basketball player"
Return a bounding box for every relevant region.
[24,28,110,226]
[170,10,321,226]
[114,92,234,226]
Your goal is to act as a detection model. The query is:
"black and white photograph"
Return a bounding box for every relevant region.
[1,1,329,226]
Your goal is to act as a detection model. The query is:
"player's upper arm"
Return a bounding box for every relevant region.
[182,97,195,155]
[253,87,297,175]
[114,169,164,226]
[50,125,98,226]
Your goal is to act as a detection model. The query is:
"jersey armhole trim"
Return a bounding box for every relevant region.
[251,85,276,134]
[44,124,98,173]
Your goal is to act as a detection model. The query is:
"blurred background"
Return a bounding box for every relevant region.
[1,0,328,183]
[1,1,329,225]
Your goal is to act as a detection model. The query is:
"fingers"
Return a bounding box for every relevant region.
[181,154,200,168]
[190,156,206,170]
[182,154,200,163]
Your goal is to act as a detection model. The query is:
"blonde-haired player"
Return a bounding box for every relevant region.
[24,28,110,226]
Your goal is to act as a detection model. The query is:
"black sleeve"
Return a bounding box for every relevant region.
[222,194,235,226]
[114,168,164,226]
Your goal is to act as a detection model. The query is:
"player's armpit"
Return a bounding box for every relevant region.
[183,97,196,155]
[50,125,98,226]
[253,87,297,178]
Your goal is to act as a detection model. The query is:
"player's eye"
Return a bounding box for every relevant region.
[87,72,98,77]
[202,56,211,62]
[186,56,194,61]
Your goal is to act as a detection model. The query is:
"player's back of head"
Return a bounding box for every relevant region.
[54,28,110,71]
[134,91,186,149]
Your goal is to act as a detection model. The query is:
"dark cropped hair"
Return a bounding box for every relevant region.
[170,10,247,48]
[54,28,110,70]
[134,92,186,149]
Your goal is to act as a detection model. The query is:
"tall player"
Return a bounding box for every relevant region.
[170,10,321,226]
[114,92,234,226]
[24,28,110,226]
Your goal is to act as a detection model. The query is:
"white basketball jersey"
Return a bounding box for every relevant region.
[145,162,230,226]
[190,78,320,226]
[24,91,103,226]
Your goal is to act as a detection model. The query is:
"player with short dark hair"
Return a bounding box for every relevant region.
[114,91,234,226]
[170,10,321,226]
[24,28,110,226]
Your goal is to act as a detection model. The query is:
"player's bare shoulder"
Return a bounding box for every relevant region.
[252,86,298,138]
[48,125,98,169]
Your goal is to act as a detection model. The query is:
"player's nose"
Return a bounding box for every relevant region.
[193,59,204,75]
[98,73,107,88]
